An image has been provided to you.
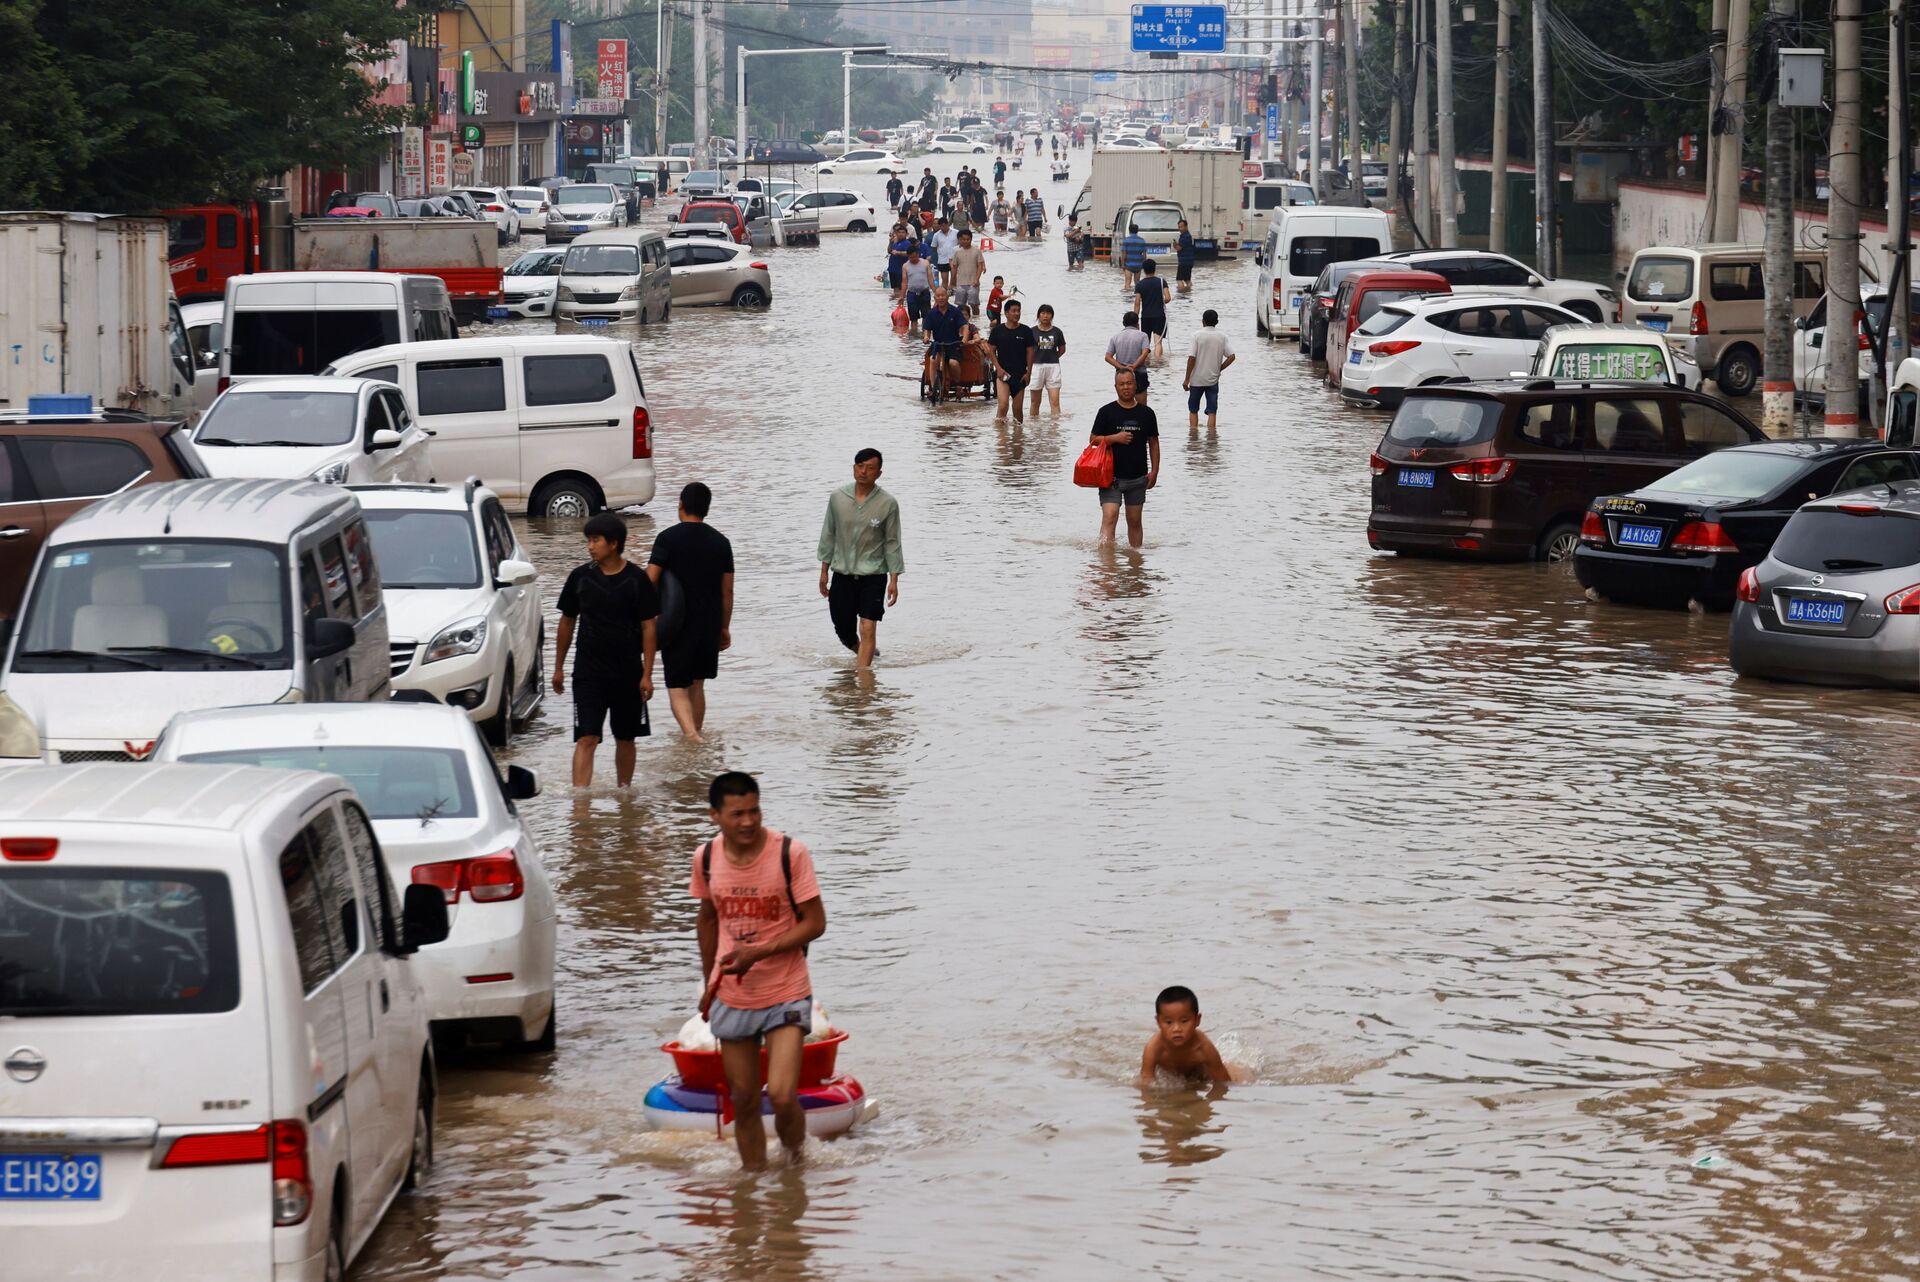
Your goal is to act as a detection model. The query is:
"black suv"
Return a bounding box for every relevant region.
[1368,379,1766,561]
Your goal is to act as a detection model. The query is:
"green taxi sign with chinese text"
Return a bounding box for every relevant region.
[1549,344,1669,382]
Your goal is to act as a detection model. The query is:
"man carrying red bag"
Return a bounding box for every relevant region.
[1085,368,1159,548]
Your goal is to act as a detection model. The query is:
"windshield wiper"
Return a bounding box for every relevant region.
[1822,558,1884,570]
[15,648,156,670]
[109,645,269,669]
[196,437,323,448]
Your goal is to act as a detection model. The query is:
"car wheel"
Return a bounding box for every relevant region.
[1255,310,1270,337]
[402,1072,433,1191]
[513,1001,557,1054]
[847,220,869,233]
[1567,301,1602,322]
[731,283,768,307]
[532,479,597,521]
[514,633,543,728]
[1716,345,1760,397]
[1538,520,1581,563]
[482,661,512,747]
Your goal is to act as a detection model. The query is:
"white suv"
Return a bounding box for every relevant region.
[154,702,558,1053]
[351,481,542,746]
[927,132,986,154]
[1375,249,1619,322]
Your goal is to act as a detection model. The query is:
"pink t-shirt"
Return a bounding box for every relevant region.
[689,829,820,1010]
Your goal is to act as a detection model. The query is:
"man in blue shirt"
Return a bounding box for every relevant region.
[1175,218,1196,293]
[1120,226,1147,291]
[922,285,969,391]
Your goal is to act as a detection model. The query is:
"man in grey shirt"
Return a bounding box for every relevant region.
[1183,309,1237,432]
[897,244,937,331]
[949,230,986,316]
[1104,311,1154,404]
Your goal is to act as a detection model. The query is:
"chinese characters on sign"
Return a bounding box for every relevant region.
[400,127,425,198]
[428,138,451,193]
[1549,346,1669,382]
[572,98,625,115]
[1129,4,1229,53]
[597,39,629,100]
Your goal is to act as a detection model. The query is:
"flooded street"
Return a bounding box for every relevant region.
[356,157,1920,1281]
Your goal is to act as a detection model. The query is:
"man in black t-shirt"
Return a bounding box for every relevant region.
[987,298,1037,424]
[1134,259,1171,360]
[646,481,734,743]
[554,512,658,786]
[1087,368,1161,549]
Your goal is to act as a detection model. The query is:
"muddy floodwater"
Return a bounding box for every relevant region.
[354,154,1920,1281]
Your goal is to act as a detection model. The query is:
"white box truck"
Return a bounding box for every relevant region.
[0,213,203,418]
[1065,148,1246,263]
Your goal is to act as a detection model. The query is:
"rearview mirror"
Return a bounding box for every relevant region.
[400,882,450,953]
[667,213,678,223]
[306,617,355,660]
[369,428,403,451]
[496,557,537,587]
[505,765,540,800]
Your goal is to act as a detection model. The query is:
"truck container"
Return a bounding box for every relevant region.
[0,213,202,419]
[1065,148,1244,263]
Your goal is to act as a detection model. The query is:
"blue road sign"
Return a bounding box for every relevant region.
[1265,102,1279,141]
[1092,70,1119,83]
[1130,4,1228,53]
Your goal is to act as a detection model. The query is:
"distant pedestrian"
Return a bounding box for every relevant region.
[817,448,905,670]
[898,243,936,330]
[1064,217,1086,269]
[1120,225,1147,290]
[1104,311,1153,403]
[886,173,905,210]
[988,298,1036,424]
[930,217,959,288]
[950,229,986,316]
[646,482,734,742]
[553,512,656,786]
[1134,260,1170,360]
[1175,219,1196,293]
[887,224,915,293]
[1182,309,1236,433]
[1024,188,1046,238]
[1028,303,1066,417]
[994,156,1008,187]
[917,167,938,208]
[992,190,1013,236]
[1089,369,1160,549]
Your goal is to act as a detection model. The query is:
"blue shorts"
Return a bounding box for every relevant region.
[1187,383,1219,415]
[708,995,813,1042]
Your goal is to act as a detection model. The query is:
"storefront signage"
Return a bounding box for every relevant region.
[597,39,629,100]
[461,124,483,146]
[572,98,625,115]
[400,126,425,197]
[428,138,451,192]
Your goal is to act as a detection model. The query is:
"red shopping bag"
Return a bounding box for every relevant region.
[1072,443,1114,488]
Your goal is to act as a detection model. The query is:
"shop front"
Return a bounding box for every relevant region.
[457,70,566,187]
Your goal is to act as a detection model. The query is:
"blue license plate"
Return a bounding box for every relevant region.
[0,1154,103,1200]
[486,306,510,318]
[1641,317,1671,332]
[1397,468,1435,488]
[571,223,589,232]
[1616,522,1662,548]
[1348,350,1362,365]
[1785,597,1847,624]
[1289,294,1304,310]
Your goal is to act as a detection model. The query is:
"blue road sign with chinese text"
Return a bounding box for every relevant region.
[1266,103,1279,140]
[1130,4,1228,53]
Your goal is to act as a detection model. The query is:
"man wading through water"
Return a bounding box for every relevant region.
[818,448,904,669]
[694,771,827,1170]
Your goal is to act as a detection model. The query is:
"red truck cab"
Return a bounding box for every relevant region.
[168,206,254,304]
[672,201,749,244]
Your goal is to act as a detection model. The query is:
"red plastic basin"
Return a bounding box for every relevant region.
[662,1030,847,1090]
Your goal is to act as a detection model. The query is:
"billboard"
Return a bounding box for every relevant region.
[597,39,628,100]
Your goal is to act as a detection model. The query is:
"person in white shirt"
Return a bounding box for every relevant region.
[1182,309,1237,433]
[929,218,960,289]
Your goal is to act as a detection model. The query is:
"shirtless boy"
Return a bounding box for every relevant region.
[1138,985,1231,1085]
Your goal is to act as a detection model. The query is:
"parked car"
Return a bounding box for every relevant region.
[350,481,542,743]
[542,184,627,243]
[344,191,401,217]
[671,200,750,243]
[457,188,522,245]
[501,246,567,318]
[0,406,207,628]
[583,163,647,222]
[1375,249,1617,322]
[1255,207,1394,339]
[506,185,555,232]
[0,479,391,765]
[1104,136,1165,151]
[927,133,988,154]
[1792,287,1920,408]
[1323,269,1451,387]
[1577,440,1920,610]
[1366,380,1768,561]
[733,176,801,200]
[154,701,556,1049]
[1294,259,1395,358]
[1727,481,1920,686]
[323,334,656,519]
[1341,295,1585,407]
[221,272,454,385]
[815,149,907,175]
[192,378,433,486]
[0,761,449,1281]
[752,139,826,164]
[680,170,727,199]
[181,300,224,377]
[1533,321,1703,389]
[556,229,674,325]
[786,188,879,234]
[665,239,772,307]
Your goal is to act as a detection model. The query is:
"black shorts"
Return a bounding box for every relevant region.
[906,288,931,321]
[1132,366,1151,392]
[829,572,887,623]
[662,639,719,688]
[1140,315,1167,338]
[573,670,647,741]
[1176,261,1193,282]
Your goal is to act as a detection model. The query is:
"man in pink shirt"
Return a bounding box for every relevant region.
[692,771,828,1169]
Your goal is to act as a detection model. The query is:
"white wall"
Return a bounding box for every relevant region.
[1612,181,1906,283]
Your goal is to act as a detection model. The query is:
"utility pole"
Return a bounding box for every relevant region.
[1412,0,1430,240]
[1705,0,1727,235]
[1310,5,1324,196]
[1344,0,1364,206]
[1886,0,1912,422]
[1389,0,1407,231]
[655,2,675,154]
[1823,0,1863,437]
[1712,0,1751,240]
[1531,0,1555,275]
[1436,0,1458,242]
[1760,0,1795,435]
[692,0,709,166]
[1489,0,1511,252]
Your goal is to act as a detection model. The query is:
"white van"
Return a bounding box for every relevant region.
[1254,207,1393,338]
[0,762,450,1280]
[0,478,391,764]
[220,272,455,388]
[556,229,673,324]
[324,335,656,518]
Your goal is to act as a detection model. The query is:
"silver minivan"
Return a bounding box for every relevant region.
[557,230,673,324]
[0,478,390,764]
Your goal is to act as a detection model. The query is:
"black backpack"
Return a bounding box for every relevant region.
[701,836,806,954]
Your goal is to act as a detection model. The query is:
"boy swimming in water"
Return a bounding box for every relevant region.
[1138,985,1231,1085]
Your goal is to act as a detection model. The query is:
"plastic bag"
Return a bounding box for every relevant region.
[1073,442,1115,489]
[677,1011,717,1052]
[806,1000,833,1043]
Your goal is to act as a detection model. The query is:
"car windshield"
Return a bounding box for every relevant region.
[363,509,481,588]
[562,185,617,205]
[1385,396,1502,449]
[227,310,401,377]
[0,868,240,1016]
[1643,451,1805,500]
[506,252,564,277]
[688,171,720,184]
[16,540,290,670]
[1628,256,1693,302]
[197,390,358,447]
[180,746,478,820]
[1357,288,1438,324]
[1772,509,1920,572]
[1130,207,1182,234]
[588,167,637,185]
[565,245,640,275]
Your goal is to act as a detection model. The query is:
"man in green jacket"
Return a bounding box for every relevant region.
[817,448,905,669]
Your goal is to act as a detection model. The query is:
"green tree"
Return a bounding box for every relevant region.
[0,0,91,206]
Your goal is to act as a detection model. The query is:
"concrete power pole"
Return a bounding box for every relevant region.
[1887,0,1912,412]
[1412,0,1430,240]
[692,0,709,166]
[1823,0,1863,437]
[1712,0,1751,240]
[655,1,674,154]
[1389,0,1407,231]
[1531,0,1555,275]
[1760,0,1795,435]
[1435,0,1458,243]
[1489,0,1511,252]
[1344,0,1364,205]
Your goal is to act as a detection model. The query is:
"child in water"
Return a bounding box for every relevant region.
[985,276,1007,325]
[1138,985,1231,1085]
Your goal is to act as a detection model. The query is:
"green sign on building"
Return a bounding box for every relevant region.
[462,51,475,115]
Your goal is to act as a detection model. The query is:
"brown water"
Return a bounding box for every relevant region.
[353,157,1920,1282]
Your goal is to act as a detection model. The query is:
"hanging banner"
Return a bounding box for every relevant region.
[428,138,451,192]
[399,126,425,197]
[597,39,629,100]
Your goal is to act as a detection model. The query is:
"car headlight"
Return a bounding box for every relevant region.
[619,284,642,300]
[592,210,613,222]
[1598,287,1619,303]
[312,460,350,485]
[424,617,488,665]
[0,692,42,759]
[557,285,574,301]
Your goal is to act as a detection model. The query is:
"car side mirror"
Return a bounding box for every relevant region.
[668,213,678,223]
[306,617,355,660]
[369,428,403,450]
[400,882,450,953]
[505,764,540,800]
[496,557,537,587]
[1528,276,1543,287]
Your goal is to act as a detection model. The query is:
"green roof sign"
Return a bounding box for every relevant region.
[1549,344,1669,382]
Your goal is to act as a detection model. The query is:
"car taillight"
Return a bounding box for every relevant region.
[1737,567,1760,603]
[217,376,230,395]
[1447,458,1515,484]
[0,837,57,861]
[1886,583,1920,613]
[1856,310,1871,350]
[1837,502,1881,514]
[1689,301,1707,335]
[1671,521,1739,554]
[162,1125,269,1167]
[1369,451,1389,476]
[750,262,769,270]
[271,1120,312,1226]
[486,204,505,212]
[1368,340,1421,356]
[632,405,652,459]
[1273,281,1285,303]
[413,850,524,904]
[1579,511,1606,544]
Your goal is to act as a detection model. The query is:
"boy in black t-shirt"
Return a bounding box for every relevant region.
[987,298,1037,424]
[1028,304,1066,417]
[554,512,658,786]
[1088,368,1161,549]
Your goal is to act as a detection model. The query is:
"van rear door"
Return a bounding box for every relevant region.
[0,838,275,1278]
[517,348,627,490]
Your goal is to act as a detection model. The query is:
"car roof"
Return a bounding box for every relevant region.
[1386,293,1566,313]
[1716,438,1901,459]
[53,477,357,544]
[1804,477,1920,512]
[161,700,483,752]
[0,762,343,831]
[181,301,224,323]
[214,377,379,396]
[332,334,630,365]
[346,480,494,511]
[1385,248,1505,260]
[1348,269,1450,289]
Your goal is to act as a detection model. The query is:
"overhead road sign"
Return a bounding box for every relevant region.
[1092,71,1119,83]
[1130,4,1228,53]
